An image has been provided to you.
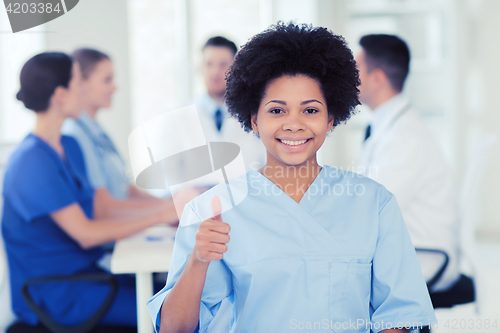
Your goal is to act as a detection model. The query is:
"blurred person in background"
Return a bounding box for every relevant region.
[62,48,199,208]
[195,36,266,172]
[355,34,461,293]
[1,52,178,328]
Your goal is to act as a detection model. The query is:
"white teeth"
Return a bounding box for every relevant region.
[280,139,308,146]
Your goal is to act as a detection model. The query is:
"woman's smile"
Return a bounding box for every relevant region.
[276,137,312,150]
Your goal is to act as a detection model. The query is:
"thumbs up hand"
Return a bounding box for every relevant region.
[194,196,231,263]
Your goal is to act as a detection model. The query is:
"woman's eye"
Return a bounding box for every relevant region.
[305,108,318,114]
[269,108,283,114]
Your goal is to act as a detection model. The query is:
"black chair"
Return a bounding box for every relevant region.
[7,273,137,333]
[416,249,475,333]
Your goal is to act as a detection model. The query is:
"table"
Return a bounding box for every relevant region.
[110,225,177,333]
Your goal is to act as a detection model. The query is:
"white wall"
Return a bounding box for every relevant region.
[0,9,43,143]
[44,0,132,159]
[127,0,266,129]
[468,0,500,238]
[127,0,177,128]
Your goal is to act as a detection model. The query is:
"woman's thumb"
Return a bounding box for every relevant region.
[211,196,222,221]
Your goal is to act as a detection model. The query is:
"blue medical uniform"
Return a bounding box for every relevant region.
[62,111,130,199]
[1,134,136,326]
[148,166,436,332]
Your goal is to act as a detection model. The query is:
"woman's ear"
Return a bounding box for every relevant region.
[327,115,334,131]
[51,86,66,107]
[251,113,259,134]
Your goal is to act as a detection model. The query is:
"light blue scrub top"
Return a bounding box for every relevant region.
[62,111,130,198]
[147,166,436,332]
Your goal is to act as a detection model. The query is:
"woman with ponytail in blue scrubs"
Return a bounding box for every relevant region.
[148,23,437,333]
[1,52,179,328]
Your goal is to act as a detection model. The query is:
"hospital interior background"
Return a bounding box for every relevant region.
[0,0,499,332]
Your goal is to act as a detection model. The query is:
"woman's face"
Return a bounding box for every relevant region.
[61,63,83,118]
[251,75,333,168]
[81,58,116,110]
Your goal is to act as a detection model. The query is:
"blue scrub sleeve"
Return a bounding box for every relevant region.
[147,203,233,333]
[6,149,77,222]
[370,194,437,332]
[62,119,107,189]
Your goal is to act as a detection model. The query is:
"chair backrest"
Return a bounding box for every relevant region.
[0,143,18,332]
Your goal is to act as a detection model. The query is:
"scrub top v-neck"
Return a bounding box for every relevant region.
[1,134,105,325]
[252,167,326,210]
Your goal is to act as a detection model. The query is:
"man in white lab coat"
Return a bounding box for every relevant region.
[194,36,266,172]
[356,34,460,292]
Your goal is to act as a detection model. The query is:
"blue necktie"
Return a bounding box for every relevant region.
[215,108,223,132]
[364,125,371,142]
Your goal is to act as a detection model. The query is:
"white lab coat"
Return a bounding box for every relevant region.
[357,94,460,292]
[194,94,266,172]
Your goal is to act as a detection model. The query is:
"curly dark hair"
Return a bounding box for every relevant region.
[225,22,360,132]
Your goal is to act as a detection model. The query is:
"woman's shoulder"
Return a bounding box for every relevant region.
[322,165,382,186]
[194,171,250,200]
[322,165,394,205]
[61,134,81,152]
[6,135,50,168]
[61,118,93,146]
[182,171,250,224]
[3,135,57,187]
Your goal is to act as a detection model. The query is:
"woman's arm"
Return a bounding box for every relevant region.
[94,187,202,225]
[128,185,162,201]
[160,251,210,333]
[50,203,172,249]
[93,188,173,219]
[159,196,230,333]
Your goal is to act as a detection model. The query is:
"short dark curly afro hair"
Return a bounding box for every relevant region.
[225,22,360,132]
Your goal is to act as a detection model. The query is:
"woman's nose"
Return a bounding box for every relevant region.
[282,111,305,132]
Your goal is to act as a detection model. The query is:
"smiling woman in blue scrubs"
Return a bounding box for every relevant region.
[147,23,436,333]
[1,52,179,328]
